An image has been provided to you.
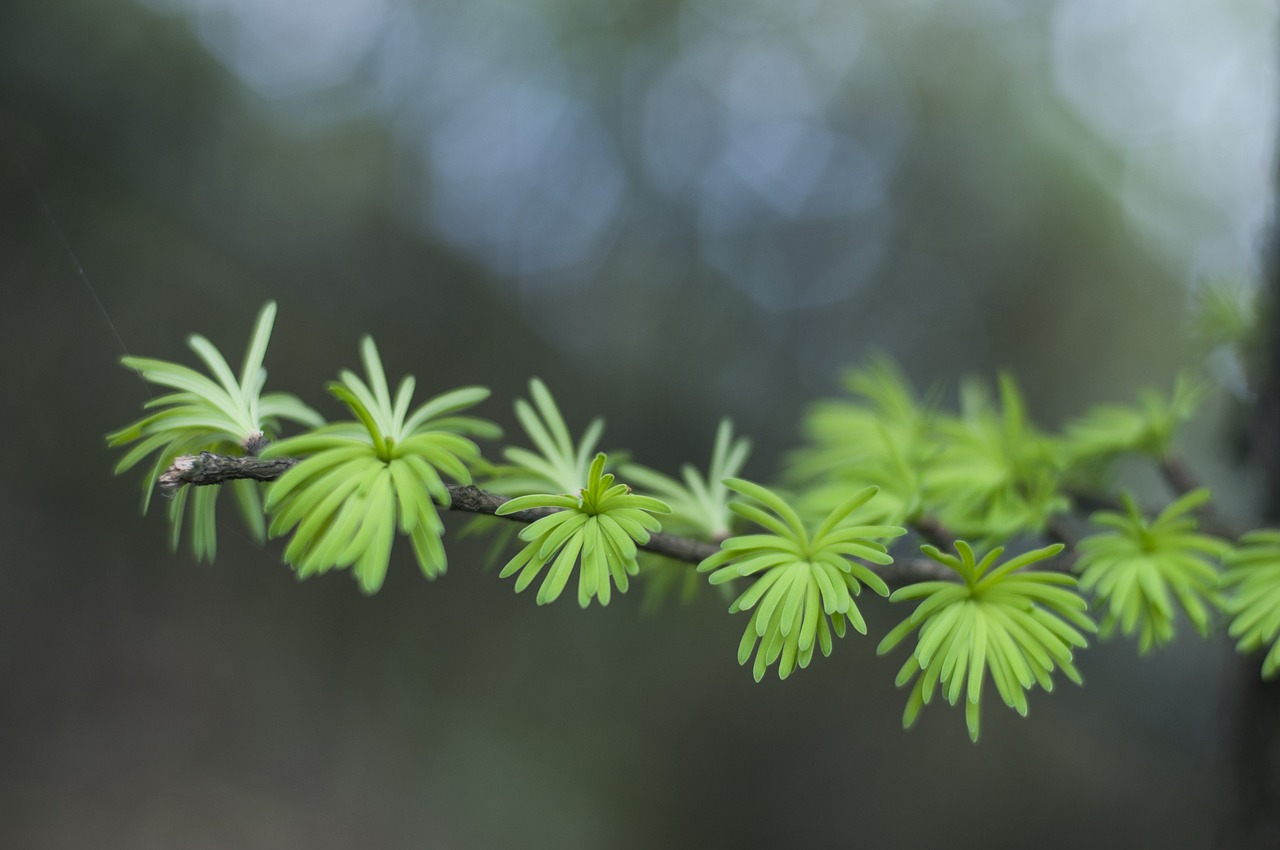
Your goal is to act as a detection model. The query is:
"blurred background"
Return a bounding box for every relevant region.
[1,0,1276,846]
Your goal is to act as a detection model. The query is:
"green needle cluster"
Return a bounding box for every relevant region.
[699,481,906,681]
[786,358,929,528]
[622,418,752,540]
[1075,489,1227,652]
[926,375,1068,540]
[878,542,1095,742]
[485,377,605,496]
[107,301,322,559]
[496,453,671,606]
[1065,374,1204,462]
[1223,531,1280,678]
[262,336,497,593]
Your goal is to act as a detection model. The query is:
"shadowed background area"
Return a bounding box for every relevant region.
[0,0,1275,847]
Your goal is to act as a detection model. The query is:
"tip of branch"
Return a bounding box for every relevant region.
[158,455,198,498]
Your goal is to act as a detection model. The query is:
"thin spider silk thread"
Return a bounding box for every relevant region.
[34,188,153,399]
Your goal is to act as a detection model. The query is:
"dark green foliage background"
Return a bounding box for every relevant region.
[0,0,1248,846]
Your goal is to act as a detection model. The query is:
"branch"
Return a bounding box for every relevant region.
[1064,452,1244,543]
[158,452,960,586]
[1045,513,1081,571]
[158,452,297,496]
[1159,454,1243,540]
[909,513,955,551]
